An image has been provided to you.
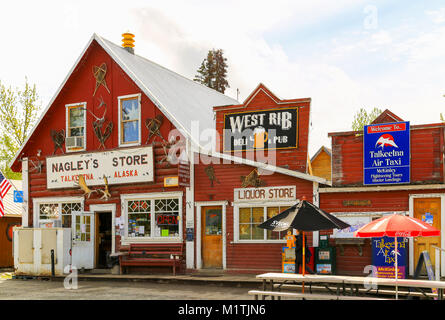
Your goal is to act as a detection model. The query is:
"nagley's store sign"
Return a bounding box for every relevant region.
[223,107,298,152]
[234,185,297,202]
[46,146,154,189]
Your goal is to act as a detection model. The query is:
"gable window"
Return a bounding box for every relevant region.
[65,103,86,152]
[118,94,141,146]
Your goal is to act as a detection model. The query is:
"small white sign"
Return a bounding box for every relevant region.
[234,185,296,202]
[46,146,154,189]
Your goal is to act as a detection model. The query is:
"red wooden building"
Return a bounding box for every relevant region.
[319,109,445,277]
[10,33,328,274]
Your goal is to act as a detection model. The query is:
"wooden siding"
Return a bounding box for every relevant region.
[194,154,314,272]
[330,125,445,187]
[311,149,331,181]
[320,189,445,275]
[12,40,188,254]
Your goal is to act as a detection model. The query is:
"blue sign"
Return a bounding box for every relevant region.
[13,190,23,203]
[372,236,407,279]
[364,121,410,185]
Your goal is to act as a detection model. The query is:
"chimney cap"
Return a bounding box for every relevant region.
[122,32,135,54]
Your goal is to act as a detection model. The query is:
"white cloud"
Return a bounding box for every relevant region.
[1,1,445,158]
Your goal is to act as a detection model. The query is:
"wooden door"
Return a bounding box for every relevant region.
[201,206,222,268]
[413,197,441,274]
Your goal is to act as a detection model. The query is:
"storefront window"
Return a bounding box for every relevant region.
[61,202,82,228]
[123,194,182,241]
[154,199,179,237]
[238,205,291,241]
[266,206,290,240]
[239,207,264,240]
[127,200,151,237]
[37,200,83,228]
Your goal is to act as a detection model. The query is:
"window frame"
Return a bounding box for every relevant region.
[234,201,295,243]
[118,93,141,147]
[65,102,87,152]
[120,192,183,245]
[33,196,85,228]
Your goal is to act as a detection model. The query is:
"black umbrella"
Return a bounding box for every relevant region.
[258,198,350,290]
[258,199,350,232]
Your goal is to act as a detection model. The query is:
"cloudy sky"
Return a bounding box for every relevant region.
[1,0,445,156]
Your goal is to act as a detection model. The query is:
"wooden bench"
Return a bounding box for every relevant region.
[119,243,184,275]
[248,290,389,300]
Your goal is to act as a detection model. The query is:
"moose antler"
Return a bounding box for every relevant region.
[98,175,111,201]
[75,174,98,199]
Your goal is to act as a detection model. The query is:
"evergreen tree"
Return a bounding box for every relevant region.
[194,49,229,94]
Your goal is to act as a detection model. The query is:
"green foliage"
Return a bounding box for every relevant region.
[0,78,42,178]
[352,107,383,132]
[194,49,229,94]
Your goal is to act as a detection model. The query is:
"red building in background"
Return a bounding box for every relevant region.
[320,110,445,277]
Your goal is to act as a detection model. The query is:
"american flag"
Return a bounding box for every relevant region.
[0,171,12,217]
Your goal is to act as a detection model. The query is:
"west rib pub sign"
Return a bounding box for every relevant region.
[363,121,410,185]
[223,107,298,152]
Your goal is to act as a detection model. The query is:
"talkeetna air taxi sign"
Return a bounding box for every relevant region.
[223,107,298,152]
[363,121,410,185]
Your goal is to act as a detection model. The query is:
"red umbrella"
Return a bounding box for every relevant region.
[354,213,440,299]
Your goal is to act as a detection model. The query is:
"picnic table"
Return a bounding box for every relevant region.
[252,272,445,300]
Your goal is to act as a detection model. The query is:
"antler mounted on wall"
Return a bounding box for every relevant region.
[75,174,98,199]
[98,175,111,201]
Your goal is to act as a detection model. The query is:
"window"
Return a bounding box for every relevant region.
[237,205,291,242]
[37,199,83,228]
[66,103,86,151]
[128,200,151,237]
[119,94,141,145]
[239,207,264,240]
[122,192,182,241]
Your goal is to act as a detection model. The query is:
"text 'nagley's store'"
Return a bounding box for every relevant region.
[10,33,445,278]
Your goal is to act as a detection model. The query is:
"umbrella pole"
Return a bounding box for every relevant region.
[302,231,305,293]
[395,237,398,300]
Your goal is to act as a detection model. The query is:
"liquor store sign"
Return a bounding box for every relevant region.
[223,107,298,151]
[363,121,410,185]
[47,146,154,189]
[234,185,296,202]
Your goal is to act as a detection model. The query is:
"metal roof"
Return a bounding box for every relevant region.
[98,35,239,145]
